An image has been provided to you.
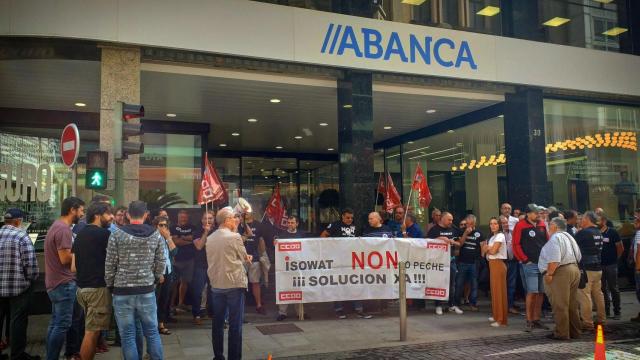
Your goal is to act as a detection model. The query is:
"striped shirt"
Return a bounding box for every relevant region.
[0,225,39,297]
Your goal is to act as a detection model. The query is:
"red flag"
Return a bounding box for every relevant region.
[198,154,228,205]
[265,184,287,230]
[384,173,402,213]
[411,164,432,209]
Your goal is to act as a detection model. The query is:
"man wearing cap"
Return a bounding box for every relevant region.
[513,204,549,332]
[0,209,40,360]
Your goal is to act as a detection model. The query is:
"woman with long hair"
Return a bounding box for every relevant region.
[482,217,508,327]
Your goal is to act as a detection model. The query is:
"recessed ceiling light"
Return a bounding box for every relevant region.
[401,0,426,5]
[294,136,303,139]
[219,143,227,147]
[543,17,570,27]
[342,104,352,109]
[500,133,505,136]
[456,143,463,146]
[248,118,258,123]
[594,0,614,3]
[476,6,500,16]
[166,113,176,117]
[319,122,328,127]
[270,98,281,103]
[603,27,628,36]
[426,109,436,114]
[275,146,283,149]
[327,148,334,151]
[231,132,240,136]
[498,114,504,118]
[447,130,455,133]
[75,102,86,107]
[408,141,414,144]
[383,126,392,130]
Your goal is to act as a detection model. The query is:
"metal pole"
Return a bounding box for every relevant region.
[399,261,407,342]
[115,159,124,206]
[71,165,77,196]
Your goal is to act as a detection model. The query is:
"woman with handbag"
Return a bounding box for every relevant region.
[538,217,582,340]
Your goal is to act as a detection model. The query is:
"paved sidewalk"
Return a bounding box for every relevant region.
[20,292,640,359]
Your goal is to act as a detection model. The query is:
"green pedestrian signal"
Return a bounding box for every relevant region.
[86,168,107,190]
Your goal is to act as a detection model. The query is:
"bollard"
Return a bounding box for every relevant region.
[399,261,407,341]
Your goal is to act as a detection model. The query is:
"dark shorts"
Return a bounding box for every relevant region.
[173,259,195,282]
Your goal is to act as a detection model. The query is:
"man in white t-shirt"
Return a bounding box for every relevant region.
[501,203,519,232]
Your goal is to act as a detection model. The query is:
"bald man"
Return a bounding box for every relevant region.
[362,212,393,238]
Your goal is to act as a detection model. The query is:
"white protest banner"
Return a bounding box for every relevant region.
[275,237,450,304]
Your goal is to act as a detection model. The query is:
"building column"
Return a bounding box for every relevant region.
[504,88,548,211]
[337,71,374,225]
[99,46,141,206]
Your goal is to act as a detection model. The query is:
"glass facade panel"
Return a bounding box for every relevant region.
[0,129,97,245]
[252,0,630,53]
[139,133,202,209]
[389,116,504,228]
[544,99,639,220]
[211,156,241,206]
[241,157,298,222]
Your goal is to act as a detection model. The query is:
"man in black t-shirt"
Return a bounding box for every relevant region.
[575,211,605,330]
[596,211,623,319]
[455,214,484,312]
[191,211,215,324]
[320,208,371,319]
[71,202,113,360]
[426,212,462,315]
[362,212,393,238]
[171,209,195,312]
[238,211,267,315]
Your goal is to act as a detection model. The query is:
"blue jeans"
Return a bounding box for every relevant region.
[211,288,245,360]
[455,262,478,306]
[435,259,457,308]
[334,301,364,312]
[507,260,519,308]
[46,281,77,360]
[113,292,163,360]
[191,267,208,318]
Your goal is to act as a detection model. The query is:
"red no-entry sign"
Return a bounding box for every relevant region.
[61,123,80,168]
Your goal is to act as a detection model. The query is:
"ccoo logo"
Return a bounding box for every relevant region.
[320,23,478,70]
[279,291,303,301]
[278,242,302,251]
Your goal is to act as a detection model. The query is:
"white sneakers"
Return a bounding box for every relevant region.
[449,306,464,315]
[490,321,501,327]
[435,306,443,315]
[488,317,495,322]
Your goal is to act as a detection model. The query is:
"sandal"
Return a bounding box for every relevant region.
[159,327,171,335]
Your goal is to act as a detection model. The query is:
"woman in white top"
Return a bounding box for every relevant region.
[482,217,508,327]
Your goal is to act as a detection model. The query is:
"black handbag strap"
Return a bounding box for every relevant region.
[559,231,581,266]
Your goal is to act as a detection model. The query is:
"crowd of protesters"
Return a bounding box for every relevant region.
[0,193,639,360]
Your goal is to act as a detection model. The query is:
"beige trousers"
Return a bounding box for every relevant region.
[578,270,606,328]
[545,264,581,339]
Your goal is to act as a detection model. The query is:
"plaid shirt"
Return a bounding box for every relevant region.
[0,225,39,297]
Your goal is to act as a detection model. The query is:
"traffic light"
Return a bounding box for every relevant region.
[86,151,108,190]
[113,102,145,159]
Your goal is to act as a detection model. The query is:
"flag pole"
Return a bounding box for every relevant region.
[374,172,381,212]
[403,186,414,226]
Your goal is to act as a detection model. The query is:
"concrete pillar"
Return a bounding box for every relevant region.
[99,46,141,206]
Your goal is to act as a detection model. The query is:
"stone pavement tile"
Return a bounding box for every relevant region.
[182,345,213,356]
[271,333,312,348]
[245,335,282,352]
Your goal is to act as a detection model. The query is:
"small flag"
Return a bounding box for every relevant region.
[197,153,228,205]
[412,164,432,209]
[385,173,402,213]
[265,184,287,230]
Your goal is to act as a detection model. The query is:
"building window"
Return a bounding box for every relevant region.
[544,99,639,221]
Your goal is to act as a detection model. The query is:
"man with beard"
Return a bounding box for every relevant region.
[45,197,85,360]
[71,203,114,360]
[386,207,405,237]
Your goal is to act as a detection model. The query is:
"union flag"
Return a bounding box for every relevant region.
[265,183,287,230]
[385,173,402,213]
[411,164,432,209]
[197,153,228,205]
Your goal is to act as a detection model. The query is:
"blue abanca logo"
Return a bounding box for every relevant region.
[320,23,478,70]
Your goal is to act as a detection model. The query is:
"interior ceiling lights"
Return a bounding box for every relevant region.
[545,132,637,153]
[451,131,637,172]
[543,17,570,27]
[451,153,506,172]
[401,0,427,5]
[603,27,628,36]
[476,6,500,17]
